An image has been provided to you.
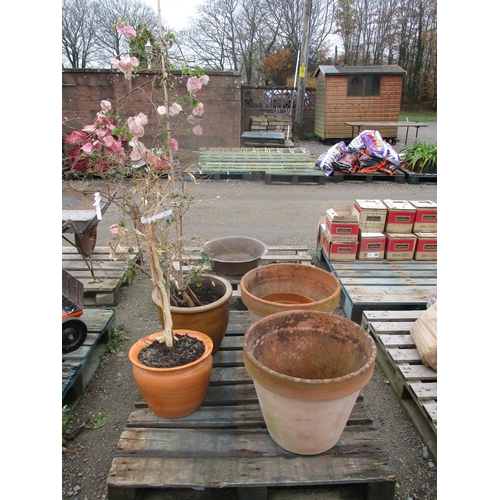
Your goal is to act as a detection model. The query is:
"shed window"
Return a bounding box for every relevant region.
[347,74,380,97]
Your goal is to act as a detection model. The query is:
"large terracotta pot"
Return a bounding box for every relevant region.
[128,330,213,419]
[240,263,341,323]
[152,274,233,353]
[243,310,376,455]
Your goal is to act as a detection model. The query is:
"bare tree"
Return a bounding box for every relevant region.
[62,0,157,68]
[62,0,101,68]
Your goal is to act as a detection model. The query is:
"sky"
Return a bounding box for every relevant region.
[142,0,201,30]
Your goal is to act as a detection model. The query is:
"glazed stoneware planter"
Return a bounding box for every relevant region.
[204,236,267,275]
[240,263,341,323]
[152,274,233,353]
[128,330,213,419]
[243,310,377,455]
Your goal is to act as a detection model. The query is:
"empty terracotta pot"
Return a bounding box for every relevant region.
[240,263,341,323]
[243,310,377,455]
[129,330,213,419]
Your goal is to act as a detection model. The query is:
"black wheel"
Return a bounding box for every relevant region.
[62,318,88,353]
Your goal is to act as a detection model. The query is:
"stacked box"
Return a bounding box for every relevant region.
[385,233,417,261]
[409,200,437,232]
[325,206,359,243]
[383,199,416,233]
[414,233,437,260]
[354,199,387,232]
[322,229,358,261]
[357,232,386,261]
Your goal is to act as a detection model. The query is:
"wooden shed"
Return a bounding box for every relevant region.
[314,65,406,141]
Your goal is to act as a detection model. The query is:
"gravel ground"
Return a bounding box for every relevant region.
[62,125,438,499]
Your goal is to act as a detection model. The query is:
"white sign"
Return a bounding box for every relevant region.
[140,209,173,224]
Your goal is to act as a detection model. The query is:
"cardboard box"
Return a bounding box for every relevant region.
[357,232,386,261]
[322,229,358,261]
[383,199,416,233]
[385,233,417,261]
[409,200,437,232]
[325,206,359,242]
[414,232,437,260]
[354,199,387,232]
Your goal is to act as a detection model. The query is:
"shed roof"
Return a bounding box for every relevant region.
[314,65,406,77]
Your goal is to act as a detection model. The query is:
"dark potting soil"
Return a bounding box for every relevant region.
[138,334,206,368]
[172,284,224,307]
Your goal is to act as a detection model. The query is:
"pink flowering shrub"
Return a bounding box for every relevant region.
[64,23,209,174]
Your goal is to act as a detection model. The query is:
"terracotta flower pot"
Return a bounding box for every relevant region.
[243,310,377,455]
[128,330,213,419]
[152,274,233,353]
[240,263,341,323]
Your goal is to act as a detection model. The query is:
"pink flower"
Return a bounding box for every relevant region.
[110,55,139,80]
[109,224,126,235]
[116,22,136,39]
[186,76,203,93]
[170,138,179,152]
[192,102,204,116]
[157,105,167,116]
[187,114,197,125]
[100,100,112,111]
[127,113,148,138]
[168,102,182,116]
[129,139,147,161]
[192,125,203,135]
[200,75,209,85]
[82,141,94,153]
[103,135,122,151]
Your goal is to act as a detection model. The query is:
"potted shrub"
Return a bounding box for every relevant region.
[400,140,437,175]
[63,16,231,417]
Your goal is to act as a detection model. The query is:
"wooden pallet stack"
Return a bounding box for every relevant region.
[62,246,137,307]
[318,254,437,324]
[197,147,324,184]
[361,310,437,462]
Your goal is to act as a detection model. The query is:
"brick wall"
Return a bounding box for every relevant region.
[62,69,242,156]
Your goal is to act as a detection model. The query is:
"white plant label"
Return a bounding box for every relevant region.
[94,192,102,220]
[141,209,173,224]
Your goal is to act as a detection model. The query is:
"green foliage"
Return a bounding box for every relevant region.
[123,266,136,285]
[62,405,71,445]
[399,112,437,123]
[401,141,437,173]
[101,326,125,365]
[86,412,108,429]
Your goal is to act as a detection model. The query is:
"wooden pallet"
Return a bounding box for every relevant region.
[318,252,437,324]
[106,310,396,500]
[198,147,317,173]
[62,246,137,306]
[330,170,405,183]
[265,170,325,185]
[400,167,437,184]
[361,310,437,462]
[62,308,116,402]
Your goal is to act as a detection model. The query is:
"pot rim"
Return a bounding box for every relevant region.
[129,330,213,372]
[243,310,377,386]
[240,263,341,309]
[152,273,233,312]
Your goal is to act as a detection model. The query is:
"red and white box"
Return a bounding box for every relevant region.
[322,229,358,261]
[325,206,359,243]
[357,232,386,261]
[409,200,437,232]
[354,199,387,232]
[414,232,437,261]
[385,233,417,261]
[383,199,416,233]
